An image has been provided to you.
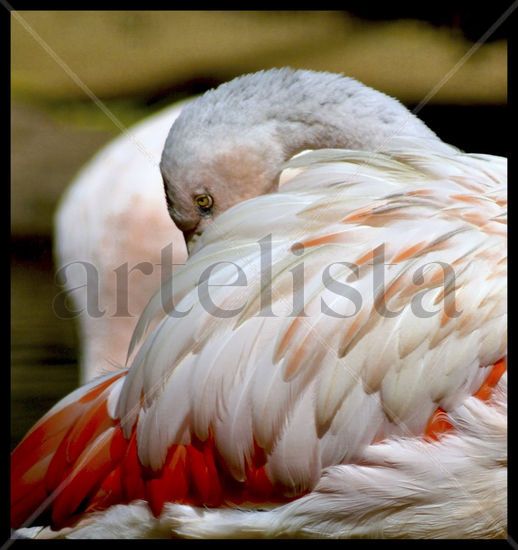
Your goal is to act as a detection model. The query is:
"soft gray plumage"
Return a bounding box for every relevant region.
[160,68,442,245]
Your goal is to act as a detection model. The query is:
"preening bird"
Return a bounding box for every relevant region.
[13,69,507,539]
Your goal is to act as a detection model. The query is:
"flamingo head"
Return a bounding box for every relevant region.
[160,121,283,251]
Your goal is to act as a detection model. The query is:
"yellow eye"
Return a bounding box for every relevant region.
[194,194,213,212]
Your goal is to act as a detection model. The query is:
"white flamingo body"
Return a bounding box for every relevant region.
[55,103,188,382]
[13,140,507,538]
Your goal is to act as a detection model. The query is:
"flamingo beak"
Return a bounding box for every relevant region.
[183,227,202,254]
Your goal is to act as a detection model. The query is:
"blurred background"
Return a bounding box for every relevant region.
[11,9,508,448]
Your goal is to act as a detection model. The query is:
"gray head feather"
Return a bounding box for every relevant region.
[160,68,441,244]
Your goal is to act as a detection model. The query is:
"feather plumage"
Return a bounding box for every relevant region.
[12,141,506,537]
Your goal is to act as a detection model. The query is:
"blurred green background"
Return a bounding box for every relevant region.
[11,10,507,448]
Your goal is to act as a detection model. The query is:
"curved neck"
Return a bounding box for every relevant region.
[265,75,441,160]
[162,69,447,206]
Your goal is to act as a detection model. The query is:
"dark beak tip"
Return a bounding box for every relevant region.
[183,228,196,243]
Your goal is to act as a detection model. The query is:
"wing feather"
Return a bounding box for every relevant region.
[121,142,506,487]
[13,142,506,529]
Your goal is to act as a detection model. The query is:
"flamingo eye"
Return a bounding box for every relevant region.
[194,194,213,214]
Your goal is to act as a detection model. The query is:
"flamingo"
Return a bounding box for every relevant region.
[12,69,506,538]
[55,103,188,383]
